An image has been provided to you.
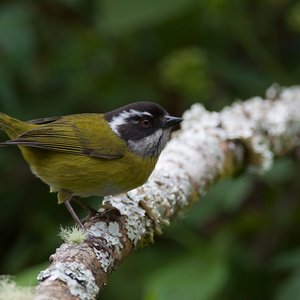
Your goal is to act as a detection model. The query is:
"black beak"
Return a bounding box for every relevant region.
[162,115,183,128]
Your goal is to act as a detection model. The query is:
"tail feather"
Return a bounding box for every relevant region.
[0,113,33,139]
[0,113,11,129]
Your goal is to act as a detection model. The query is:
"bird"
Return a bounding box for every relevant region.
[0,102,182,227]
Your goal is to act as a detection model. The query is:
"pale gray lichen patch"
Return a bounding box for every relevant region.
[215,97,273,171]
[92,248,112,273]
[38,262,99,300]
[103,194,150,245]
[177,104,225,185]
[135,169,190,232]
[87,221,123,272]
[245,136,274,172]
[267,88,300,154]
[217,88,300,171]
[88,221,123,251]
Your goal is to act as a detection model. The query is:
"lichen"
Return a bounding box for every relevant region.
[92,248,112,273]
[87,221,124,271]
[88,221,123,250]
[213,89,300,172]
[58,225,87,244]
[214,97,272,171]
[38,262,99,300]
[0,276,34,300]
[103,194,149,245]
[175,104,225,185]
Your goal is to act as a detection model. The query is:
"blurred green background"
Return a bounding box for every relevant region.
[0,0,300,299]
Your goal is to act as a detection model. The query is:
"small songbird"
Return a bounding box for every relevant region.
[0,102,182,226]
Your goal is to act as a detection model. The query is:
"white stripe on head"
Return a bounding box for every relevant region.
[108,109,153,136]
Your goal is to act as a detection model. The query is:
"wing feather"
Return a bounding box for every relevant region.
[1,115,124,159]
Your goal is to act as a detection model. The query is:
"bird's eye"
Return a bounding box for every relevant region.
[140,118,152,128]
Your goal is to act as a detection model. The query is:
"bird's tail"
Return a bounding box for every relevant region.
[0,113,31,139]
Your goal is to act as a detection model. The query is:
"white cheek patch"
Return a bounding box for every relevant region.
[128,128,171,157]
[108,109,153,136]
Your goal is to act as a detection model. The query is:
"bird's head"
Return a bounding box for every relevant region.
[105,102,182,158]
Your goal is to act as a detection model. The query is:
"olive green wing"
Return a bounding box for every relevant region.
[1,114,124,159]
[27,116,61,125]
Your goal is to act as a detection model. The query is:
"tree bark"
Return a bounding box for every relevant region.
[34,85,300,300]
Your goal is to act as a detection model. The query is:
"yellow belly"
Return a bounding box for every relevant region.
[19,146,157,197]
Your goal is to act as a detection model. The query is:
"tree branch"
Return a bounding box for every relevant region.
[34,85,300,300]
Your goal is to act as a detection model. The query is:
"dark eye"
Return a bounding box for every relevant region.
[140,118,152,128]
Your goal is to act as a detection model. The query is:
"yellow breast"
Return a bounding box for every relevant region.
[20,146,157,198]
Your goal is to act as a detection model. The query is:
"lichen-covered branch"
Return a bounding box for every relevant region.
[34,85,300,300]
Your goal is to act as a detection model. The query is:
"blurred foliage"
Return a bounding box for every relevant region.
[0,0,299,299]
[160,48,211,100]
[286,2,300,32]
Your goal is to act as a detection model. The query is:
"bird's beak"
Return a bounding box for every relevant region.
[162,115,183,128]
